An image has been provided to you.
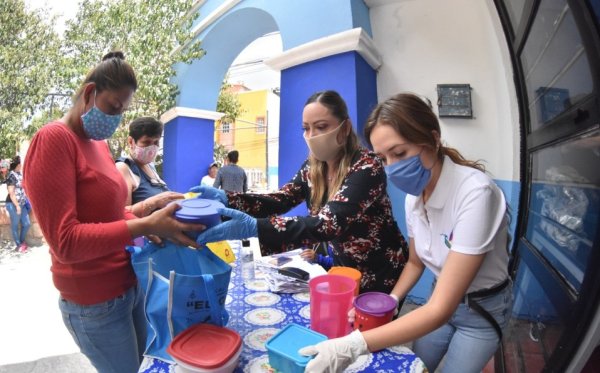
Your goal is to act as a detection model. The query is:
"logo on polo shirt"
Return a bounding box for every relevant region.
[441,231,453,249]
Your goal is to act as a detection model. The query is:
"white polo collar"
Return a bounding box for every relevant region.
[423,155,455,210]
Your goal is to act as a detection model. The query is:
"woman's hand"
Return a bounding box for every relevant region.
[300,249,316,262]
[139,203,205,248]
[189,185,228,206]
[145,191,185,210]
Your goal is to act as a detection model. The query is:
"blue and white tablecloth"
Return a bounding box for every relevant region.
[139,247,426,373]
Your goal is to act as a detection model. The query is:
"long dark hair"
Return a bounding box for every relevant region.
[73,51,138,102]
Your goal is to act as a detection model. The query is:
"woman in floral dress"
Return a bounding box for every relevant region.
[194,90,408,294]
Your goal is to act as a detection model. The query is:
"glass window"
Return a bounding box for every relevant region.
[222,122,230,133]
[525,130,600,292]
[504,0,526,32]
[505,262,567,372]
[520,0,593,131]
[255,117,266,134]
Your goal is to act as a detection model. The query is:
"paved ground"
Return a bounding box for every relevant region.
[0,241,95,372]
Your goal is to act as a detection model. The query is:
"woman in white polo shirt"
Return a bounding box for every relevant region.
[301,93,512,373]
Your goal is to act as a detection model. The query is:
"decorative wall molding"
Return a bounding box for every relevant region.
[364,0,406,8]
[264,28,382,71]
[161,107,224,124]
[173,0,242,55]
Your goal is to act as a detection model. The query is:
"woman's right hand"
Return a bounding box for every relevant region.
[139,203,205,248]
[300,248,316,262]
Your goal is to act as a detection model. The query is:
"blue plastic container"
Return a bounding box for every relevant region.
[265,323,327,373]
[173,198,224,239]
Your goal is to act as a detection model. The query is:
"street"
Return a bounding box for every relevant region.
[0,241,95,372]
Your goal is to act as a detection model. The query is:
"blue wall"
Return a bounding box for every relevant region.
[278,51,377,217]
[163,116,215,193]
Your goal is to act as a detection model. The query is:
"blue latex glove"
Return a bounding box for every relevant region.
[189,185,228,206]
[196,207,257,245]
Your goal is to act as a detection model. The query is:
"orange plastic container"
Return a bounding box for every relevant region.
[328,266,362,296]
[309,274,356,338]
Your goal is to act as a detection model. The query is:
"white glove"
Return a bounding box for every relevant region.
[390,293,400,317]
[299,330,369,373]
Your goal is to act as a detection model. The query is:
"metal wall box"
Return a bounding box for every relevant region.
[436,84,473,118]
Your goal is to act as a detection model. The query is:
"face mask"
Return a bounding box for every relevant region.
[304,120,346,162]
[131,144,159,164]
[384,151,432,196]
[81,91,122,140]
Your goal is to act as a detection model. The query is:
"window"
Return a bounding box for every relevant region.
[222,122,230,133]
[256,117,266,134]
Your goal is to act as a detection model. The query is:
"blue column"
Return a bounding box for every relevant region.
[277,51,377,216]
[161,108,222,193]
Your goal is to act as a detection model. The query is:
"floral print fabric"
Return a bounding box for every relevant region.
[228,149,408,293]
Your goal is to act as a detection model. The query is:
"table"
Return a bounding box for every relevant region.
[139,244,426,373]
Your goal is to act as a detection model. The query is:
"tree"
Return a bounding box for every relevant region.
[0,0,62,159]
[58,0,204,158]
[214,79,244,162]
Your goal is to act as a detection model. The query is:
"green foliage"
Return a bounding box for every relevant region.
[217,80,243,124]
[60,0,205,158]
[0,0,62,159]
[213,144,229,167]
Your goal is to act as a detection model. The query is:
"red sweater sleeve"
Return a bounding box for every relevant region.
[24,123,133,264]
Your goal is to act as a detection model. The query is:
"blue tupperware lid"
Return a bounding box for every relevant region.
[173,198,224,222]
[266,323,327,365]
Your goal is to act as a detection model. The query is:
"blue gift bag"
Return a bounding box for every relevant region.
[129,241,231,362]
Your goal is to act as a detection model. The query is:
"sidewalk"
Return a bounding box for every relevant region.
[0,241,95,372]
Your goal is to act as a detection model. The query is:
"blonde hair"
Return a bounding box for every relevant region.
[305,91,361,214]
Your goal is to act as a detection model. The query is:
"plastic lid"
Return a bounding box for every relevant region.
[265,323,327,364]
[167,324,242,369]
[328,266,362,281]
[353,292,397,316]
[173,198,224,222]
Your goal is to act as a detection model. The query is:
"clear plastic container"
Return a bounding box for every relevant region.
[240,239,255,281]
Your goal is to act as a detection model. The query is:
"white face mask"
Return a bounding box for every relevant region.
[131,144,159,164]
[304,120,346,162]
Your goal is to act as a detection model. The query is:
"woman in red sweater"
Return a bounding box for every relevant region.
[23,51,204,373]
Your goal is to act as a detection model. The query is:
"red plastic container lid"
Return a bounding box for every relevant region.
[353,292,397,316]
[167,324,242,369]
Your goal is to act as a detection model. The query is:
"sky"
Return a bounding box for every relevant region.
[24,0,282,91]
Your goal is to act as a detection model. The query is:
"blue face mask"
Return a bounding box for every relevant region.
[81,91,122,140]
[384,152,432,196]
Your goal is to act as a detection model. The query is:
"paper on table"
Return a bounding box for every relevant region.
[255,250,327,293]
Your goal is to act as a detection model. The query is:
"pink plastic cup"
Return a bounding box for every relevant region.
[353,292,397,332]
[309,274,356,339]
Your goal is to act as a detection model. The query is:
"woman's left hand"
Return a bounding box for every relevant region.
[146,191,185,210]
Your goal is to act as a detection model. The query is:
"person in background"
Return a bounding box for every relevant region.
[116,116,182,217]
[192,90,409,295]
[5,155,31,253]
[23,51,204,373]
[300,242,334,271]
[201,162,219,187]
[300,93,512,373]
[214,150,247,193]
[0,159,9,182]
